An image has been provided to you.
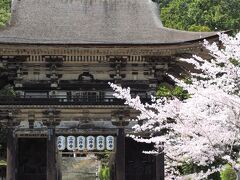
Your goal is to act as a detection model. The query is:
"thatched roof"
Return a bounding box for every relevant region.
[0,0,217,44]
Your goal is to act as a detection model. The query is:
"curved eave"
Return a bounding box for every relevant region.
[0,33,220,47]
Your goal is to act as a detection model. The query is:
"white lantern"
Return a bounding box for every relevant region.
[87,136,95,150]
[96,136,105,151]
[67,136,76,150]
[106,136,114,150]
[77,136,86,150]
[57,136,65,151]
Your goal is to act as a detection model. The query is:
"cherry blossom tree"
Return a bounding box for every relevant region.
[110,32,240,179]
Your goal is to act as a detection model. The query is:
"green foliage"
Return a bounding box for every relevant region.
[96,151,110,165]
[188,25,211,32]
[0,85,15,96]
[159,0,172,7]
[0,0,11,27]
[179,162,221,179]
[183,77,193,85]
[99,166,110,180]
[230,58,240,66]
[96,152,111,180]
[180,162,197,175]
[160,0,240,31]
[156,83,190,100]
[220,164,237,180]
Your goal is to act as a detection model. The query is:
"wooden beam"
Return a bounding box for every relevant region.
[6,128,16,180]
[47,128,56,180]
[116,128,125,180]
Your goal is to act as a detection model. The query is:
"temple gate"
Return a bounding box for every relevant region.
[0,0,218,179]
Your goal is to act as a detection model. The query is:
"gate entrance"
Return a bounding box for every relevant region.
[57,135,116,180]
[125,138,158,180]
[17,138,47,180]
[59,152,115,180]
[14,134,163,180]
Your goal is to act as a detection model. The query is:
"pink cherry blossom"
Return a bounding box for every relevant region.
[110,32,240,179]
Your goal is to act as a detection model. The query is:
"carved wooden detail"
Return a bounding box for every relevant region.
[42,108,61,127]
[0,44,203,60]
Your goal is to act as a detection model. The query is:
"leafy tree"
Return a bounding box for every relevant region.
[160,0,240,31]
[0,0,11,27]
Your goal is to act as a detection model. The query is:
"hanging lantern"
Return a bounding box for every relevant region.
[67,136,76,150]
[106,136,114,150]
[77,136,86,151]
[96,136,105,151]
[86,136,95,150]
[57,136,66,151]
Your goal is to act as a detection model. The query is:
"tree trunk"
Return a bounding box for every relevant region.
[237,170,240,180]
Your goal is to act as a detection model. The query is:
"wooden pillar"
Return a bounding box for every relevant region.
[116,128,125,180]
[56,150,62,180]
[6,128,16,180]
[156,152,164,180]
[47,127,56,180]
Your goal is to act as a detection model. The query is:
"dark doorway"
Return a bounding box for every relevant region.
[17,138,47,180]
[125,138,156,180]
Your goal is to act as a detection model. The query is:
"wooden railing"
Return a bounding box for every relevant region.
[0,95,127,105]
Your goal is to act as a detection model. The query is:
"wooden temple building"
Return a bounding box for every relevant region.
[0,0,218,179]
